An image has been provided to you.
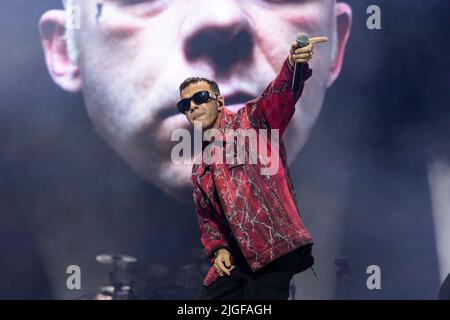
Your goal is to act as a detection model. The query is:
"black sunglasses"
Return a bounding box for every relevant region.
[177,91,218,114]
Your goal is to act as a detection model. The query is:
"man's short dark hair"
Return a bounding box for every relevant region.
[179,77,220,96]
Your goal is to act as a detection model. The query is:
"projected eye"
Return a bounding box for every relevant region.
[119,0,162,4]
[114,0,170,15]
[263,0,306,4]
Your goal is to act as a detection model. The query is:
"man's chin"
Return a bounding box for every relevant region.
[193,118,213,130]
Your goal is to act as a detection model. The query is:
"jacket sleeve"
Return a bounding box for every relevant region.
[193,186,229,260]
[255,57,312,136]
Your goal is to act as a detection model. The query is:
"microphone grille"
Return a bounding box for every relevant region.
[296,33,310,47]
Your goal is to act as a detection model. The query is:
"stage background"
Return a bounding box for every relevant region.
[0,0,449,299]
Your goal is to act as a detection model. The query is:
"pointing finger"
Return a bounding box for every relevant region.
[309,37,329,44]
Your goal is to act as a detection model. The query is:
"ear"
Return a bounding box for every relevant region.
[39,10,82,92]
[327,2,352,87]
[217,95,225,111]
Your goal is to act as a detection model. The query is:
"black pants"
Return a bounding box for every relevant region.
[198,244,312,300]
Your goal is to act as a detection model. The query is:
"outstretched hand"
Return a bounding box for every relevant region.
[289,36,329,65]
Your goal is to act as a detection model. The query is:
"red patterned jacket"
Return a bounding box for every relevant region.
[192,58,313,287]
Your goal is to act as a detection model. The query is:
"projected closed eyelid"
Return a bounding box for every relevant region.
[114,0,165,5]
[262,0,310,4]
[111,0,171,17]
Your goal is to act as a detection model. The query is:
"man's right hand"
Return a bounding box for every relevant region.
[214,248,235,276]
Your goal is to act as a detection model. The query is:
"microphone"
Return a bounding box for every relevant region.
[292,33,310,97]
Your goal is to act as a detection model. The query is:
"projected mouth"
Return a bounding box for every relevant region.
[157,103,183,120]
[225,92,254,105]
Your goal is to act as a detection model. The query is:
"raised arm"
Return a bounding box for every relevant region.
[255,36,328,137]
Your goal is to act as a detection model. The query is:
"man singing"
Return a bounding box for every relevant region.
[178,37,328,300]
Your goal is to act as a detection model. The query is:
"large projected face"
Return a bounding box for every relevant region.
[40,0,351,201]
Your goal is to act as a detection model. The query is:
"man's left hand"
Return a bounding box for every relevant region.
[289,36,329,65]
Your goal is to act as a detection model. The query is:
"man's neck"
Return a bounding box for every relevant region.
[202,110,224,140]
